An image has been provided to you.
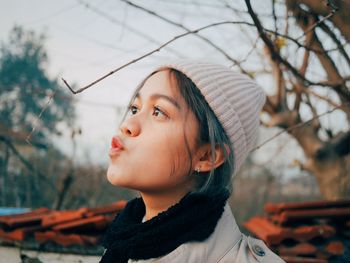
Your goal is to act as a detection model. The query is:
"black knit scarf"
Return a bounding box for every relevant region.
[100,190,230,263]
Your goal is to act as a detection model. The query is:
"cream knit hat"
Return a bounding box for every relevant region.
[155,59,266,176]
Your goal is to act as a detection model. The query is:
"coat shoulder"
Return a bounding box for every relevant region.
[219,235,286,263]
[246,236,285,263]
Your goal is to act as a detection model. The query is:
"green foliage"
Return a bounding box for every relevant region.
[0,25,75,144]
[0,26,78,208]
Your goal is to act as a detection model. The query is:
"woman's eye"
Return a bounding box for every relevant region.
[153,106,168,118]
[129,105,138,115]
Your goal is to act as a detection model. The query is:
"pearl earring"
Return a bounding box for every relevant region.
[195,167,201,173]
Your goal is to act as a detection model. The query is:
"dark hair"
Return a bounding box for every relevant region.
[120,68,234,196]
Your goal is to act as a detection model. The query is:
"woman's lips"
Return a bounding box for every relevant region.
[109,136,124,157]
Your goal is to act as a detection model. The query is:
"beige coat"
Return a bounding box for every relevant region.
[128,203,285,263]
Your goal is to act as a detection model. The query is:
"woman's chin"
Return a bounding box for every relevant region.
[106,166,124,186]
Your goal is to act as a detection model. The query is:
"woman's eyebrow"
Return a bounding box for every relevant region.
[135,92,181,110]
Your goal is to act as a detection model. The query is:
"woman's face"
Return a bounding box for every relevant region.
[107,70,200,194]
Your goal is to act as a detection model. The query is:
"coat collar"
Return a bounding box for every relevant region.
[151,202,243,263]
[205,202,243,262]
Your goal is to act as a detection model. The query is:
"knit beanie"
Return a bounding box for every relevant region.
[154,60,266,176]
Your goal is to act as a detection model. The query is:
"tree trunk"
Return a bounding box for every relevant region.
[305,156,350,199]
[288,124,350,199]
[260,0,350,199]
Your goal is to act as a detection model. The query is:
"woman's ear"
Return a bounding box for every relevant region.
[194,143,230,172]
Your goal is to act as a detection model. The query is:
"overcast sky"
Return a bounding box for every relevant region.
[2,0,343,179]
[1,0,257,162]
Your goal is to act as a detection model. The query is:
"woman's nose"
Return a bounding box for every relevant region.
[119,117,141,137]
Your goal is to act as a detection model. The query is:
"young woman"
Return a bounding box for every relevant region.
[100,60,285,263]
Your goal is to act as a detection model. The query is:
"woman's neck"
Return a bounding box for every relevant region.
[140,187,193,221]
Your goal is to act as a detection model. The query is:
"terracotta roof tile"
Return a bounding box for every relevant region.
[0,208,51,228]
[273,207,350,225]
[41,209,87,227]
[0,200,126,252]
[325,241,344,255]
[278,242,317,256]
[280,256,328,263]
[277,241,346,258]
[35,231,99,247]
[265,200,350,214]
[84,201,127,216]
[0,225,48,241]
[244,199,350,262]
[52,215,111,232]
[244,217,335,245]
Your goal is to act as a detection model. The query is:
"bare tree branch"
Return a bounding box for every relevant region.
[292,0,350,42]
[245,0,345,91]
[288,3,350,121]
[64,13,343,95]
[332,131,350,157]
[318,75,350,86]
[226,0,337,54]
[62,20,259,94]
[318,21,350,67]
[254,101,350,151]
[266,50,287,111]
[296,7,337,40]
[25,90,56,144]
[271,0,278,35]
[303,91,321,131]
[293,24,314,112]
[78,0,183,57]
[262,95,277,115]
[0,135,55,190]
[292,82,303,112]
[121,0,250,74]
[304,88,341,109]
[239,36,259,64]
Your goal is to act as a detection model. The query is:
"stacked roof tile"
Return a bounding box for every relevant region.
[244,199,350,263]
[0,201,126,254]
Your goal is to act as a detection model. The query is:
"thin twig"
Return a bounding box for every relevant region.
[237,36,259,65]
[63,16,341,94]
[26,90,56,144]
[296,0,338,41]
[271,0,278,34]
[304,88,340,109]
[78,0,182,57]
[121,0,249,73]
[296,11,337,41]
[318,21,350,67]
[62,20,257,94]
